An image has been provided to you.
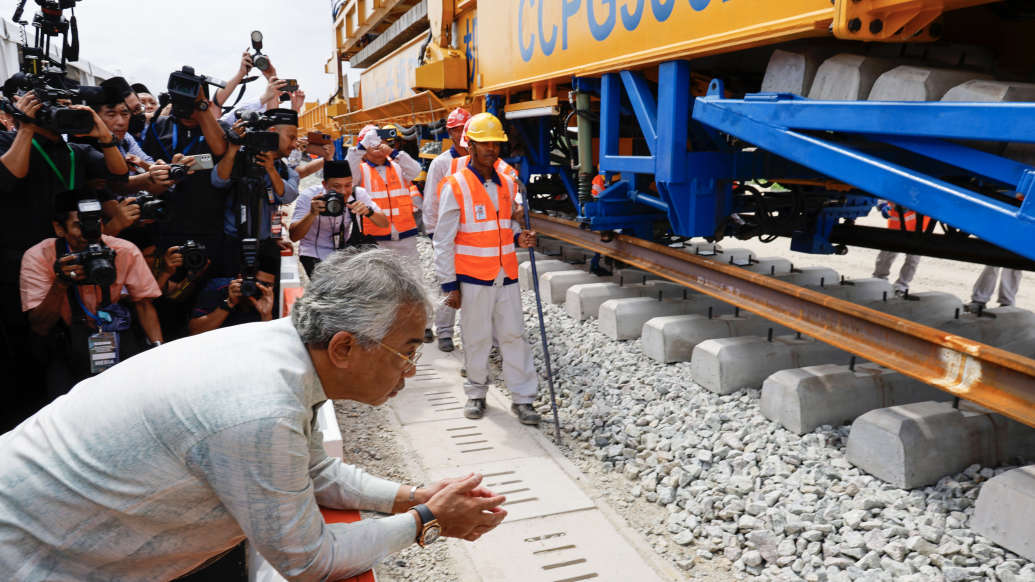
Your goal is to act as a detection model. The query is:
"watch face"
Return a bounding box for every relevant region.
[423,525,441,545]
[197,101,208,111]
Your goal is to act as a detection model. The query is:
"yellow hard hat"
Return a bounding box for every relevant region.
[465,113,507,143]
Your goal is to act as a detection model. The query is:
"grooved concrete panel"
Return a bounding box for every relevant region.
[392,375,506,424]
[400,414,545,471]
[467,511,666,582]
[428,456,596,522]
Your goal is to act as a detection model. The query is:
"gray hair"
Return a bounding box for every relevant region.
[291,248,434,348]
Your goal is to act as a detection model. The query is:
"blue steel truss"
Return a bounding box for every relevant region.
[567,59,1035,262]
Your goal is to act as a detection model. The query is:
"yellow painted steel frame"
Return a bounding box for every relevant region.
[832,0,998,41]
[360,34,427,109]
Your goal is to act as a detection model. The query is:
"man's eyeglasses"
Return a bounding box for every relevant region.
[375,340,422,372]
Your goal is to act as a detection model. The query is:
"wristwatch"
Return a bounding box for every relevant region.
[219,299,233,312]
[411,504,440,547]
[196,101,209,112]
[97,133,119,148]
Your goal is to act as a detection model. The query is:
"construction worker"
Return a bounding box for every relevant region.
[967,267,1023,312]
[433,113,541,425]
[872,202,928,295]
[592,174,606,197]
[346,124,431,341]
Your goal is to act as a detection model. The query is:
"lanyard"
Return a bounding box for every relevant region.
[151,123,172,161]
[172,125,205,155]
[32,139,75,190]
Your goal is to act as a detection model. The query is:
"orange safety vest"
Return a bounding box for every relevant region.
[592,175,605,197]
[444,167,520,282]
[360,160,418,238]
[450,156,519,181]
[887,207,931,233]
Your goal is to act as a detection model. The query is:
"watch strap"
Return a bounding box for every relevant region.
[97,134,119,148]
[412,503,436,528]
[219,299,233,312]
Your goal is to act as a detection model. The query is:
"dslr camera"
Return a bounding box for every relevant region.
[320,190,346,217]
[177,240,207,271]
[133,194,171,223]
[248,31,271,72]
[70,199,117,287]
[167,66,226,119]
[238,238,263,299]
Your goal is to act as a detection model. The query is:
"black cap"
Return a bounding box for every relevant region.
[131,83,151,96]
[323,160,352,179]
[54,189,99,215]
[117,226,155,251]
[267,109,298,127]
[100,76,133,100]
[258,251,280,276]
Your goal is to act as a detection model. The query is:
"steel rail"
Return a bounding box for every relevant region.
[529,214,1035,427]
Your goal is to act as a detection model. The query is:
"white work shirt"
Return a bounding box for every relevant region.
[0,318,415,582]
[219,96,268,125]
[423,147,463,235]
[292,185,381,260]
[434,165,523,292]
[345,147,422,236]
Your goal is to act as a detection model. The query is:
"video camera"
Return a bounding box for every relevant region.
[228,109,290,152]
[167,66,226,119]
[71,199,117,287]
[2,0,107,134]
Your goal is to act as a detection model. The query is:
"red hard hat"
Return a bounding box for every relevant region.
[446,108,472,130]
[459,117,474,148]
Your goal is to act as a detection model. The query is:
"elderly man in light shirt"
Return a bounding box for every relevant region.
[0,249,508,582]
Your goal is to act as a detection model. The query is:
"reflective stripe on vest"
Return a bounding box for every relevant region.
[450,156,519,181]
[592,175,605,197]
[446,167,520,282]
[360,161,417,236]
[887,208,929,233]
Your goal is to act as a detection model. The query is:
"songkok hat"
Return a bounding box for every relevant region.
[100,76,133,101]
[323,160,352,179]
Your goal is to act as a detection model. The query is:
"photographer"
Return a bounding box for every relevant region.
[141,71,230,275]
[211,110,300,276]
[289,160,388,277]
[19,189,163,400]
[187,252,279,335]
[0,89,131,427]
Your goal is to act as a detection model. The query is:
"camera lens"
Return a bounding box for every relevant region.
[254,55,270,72]
[183,248,206,271]
[240,280,259,298]
[324,198,344,217]
[168,164,189,181]
[141,199,172,223]
[87,258,117,288]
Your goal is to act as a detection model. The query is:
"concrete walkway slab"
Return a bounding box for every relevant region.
[466,511,667,582]
[972,466,1035,562]
[427,456,596,522]
[760,363,948,435]
[400,414,546,471]
[846,401,1035,489]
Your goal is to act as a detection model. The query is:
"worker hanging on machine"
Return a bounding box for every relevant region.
[346,124,432,341]
[433,112,541,426]
[871,201,927,296]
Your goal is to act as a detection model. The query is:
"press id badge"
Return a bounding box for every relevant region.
[267,187,276,205]
[88,331,119,375]
[474,204,487,220]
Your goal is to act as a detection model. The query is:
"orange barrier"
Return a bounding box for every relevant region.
[318,508,377,582]
[283,286,304,318]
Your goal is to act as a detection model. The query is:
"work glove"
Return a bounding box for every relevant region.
[360,130,381,150]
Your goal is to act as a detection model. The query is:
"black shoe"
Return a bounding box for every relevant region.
[464,398,486,419]
[512,403,540,425]
[424,328,435,343]
[438,338,454,352]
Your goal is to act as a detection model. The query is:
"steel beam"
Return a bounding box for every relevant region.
[530,214,1035,428]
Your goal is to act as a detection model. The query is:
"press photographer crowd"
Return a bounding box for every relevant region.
[0,0,545,577]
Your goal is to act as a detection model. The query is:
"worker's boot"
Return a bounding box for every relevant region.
[424,329,435,343]
[438,338,454,352]
[464,398,486,419]
[511,403,540,426]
